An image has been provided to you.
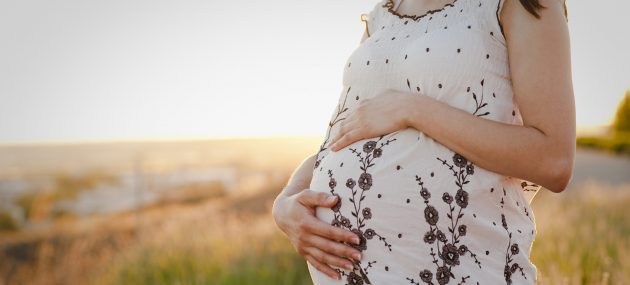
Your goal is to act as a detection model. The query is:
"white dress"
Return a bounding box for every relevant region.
[307,0,541,284]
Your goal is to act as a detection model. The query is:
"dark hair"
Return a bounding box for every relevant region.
[520,0,568,20]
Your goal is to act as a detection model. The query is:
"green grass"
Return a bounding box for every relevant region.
[0,210,18,231]
[577,130,630,156]
[92,233,312,285]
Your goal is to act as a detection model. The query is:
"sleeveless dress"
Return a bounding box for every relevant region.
[307,0,541,284]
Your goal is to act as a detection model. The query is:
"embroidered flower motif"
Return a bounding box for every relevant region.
[458,225,467,236]
[346,178,356,189]
[363,140,377,153]
[453,153,467,167]
[419,269,433,282]
[436,266,452,284]
[442,192,453,204]
[458,244,468,255]
[441,243,461,266]
[511,244,519,255]
[373,148,383,158]
[420,187,431,200]
[510,263,519,273]
[329,177,337,189]
[364,229,375,239]
[466,164,475,175]
[423,231,437,244]
[362,207,372,220]
[359,173,373,190]
[455,189,469,208]
[424,206,439,225]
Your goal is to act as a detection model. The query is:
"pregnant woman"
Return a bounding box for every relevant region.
[272,0,574,283]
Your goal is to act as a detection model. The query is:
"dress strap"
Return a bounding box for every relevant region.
[360,13,371,37]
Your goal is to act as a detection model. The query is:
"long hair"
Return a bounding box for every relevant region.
[521,0,568,20]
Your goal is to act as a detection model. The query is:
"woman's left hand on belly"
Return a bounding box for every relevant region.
[329,89,411,152]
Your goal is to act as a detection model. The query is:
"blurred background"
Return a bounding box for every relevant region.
[0,0,629,284]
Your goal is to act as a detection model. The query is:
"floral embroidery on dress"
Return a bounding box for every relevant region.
[315,86,353,170]
[327,135,397,285]
[498,185,528,284]
[500,213,527,284]
[407,153,481,285]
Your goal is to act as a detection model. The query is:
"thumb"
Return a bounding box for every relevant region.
[299,189,338,207]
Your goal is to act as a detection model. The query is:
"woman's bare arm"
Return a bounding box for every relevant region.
[403,0,575,192]
[274,153,318,198]
[327,0,575,193]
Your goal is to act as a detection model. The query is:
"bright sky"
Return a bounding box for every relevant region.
[0,0,628,144]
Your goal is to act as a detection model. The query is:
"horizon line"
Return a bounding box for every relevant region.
[0,123,613,147]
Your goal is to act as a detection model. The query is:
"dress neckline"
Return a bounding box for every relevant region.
[382,0,459,22]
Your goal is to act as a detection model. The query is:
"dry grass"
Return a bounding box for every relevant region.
[531,182,630,284]
[1,181,629,285]
[0,137,628,285]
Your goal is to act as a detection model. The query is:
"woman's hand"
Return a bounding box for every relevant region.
[272,188,363,280]
[329,90,412,152]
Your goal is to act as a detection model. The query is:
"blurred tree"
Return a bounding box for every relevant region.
[0,210,18,231]
[612,90,630,132]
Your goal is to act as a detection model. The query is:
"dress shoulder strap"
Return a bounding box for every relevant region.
[361,0,389,38]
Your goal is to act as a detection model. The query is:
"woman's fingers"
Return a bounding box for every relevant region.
[331,117,357,146]
[294,189,359,245]
[290,188,364,277]
[305,254,341,280]
[297,189,338,207]
[303,215,361,246]
[294,190,361,244]
[305,232,362,264]
[331,129,363,151]
[304,240,355,271]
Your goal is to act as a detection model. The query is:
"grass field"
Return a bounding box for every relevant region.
[2,180,628,285]
[0,139,629,285]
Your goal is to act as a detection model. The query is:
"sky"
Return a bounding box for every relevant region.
[0,0,629,144]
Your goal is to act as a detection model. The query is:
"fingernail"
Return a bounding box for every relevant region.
[327,196,337,203]
[345,263,354,270]
[353,252,362,260]
[352,236,360,244]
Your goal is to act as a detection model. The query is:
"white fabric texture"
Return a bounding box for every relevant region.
[307,0,540,284]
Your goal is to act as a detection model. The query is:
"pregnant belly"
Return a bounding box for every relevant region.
[307,128,537,284]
